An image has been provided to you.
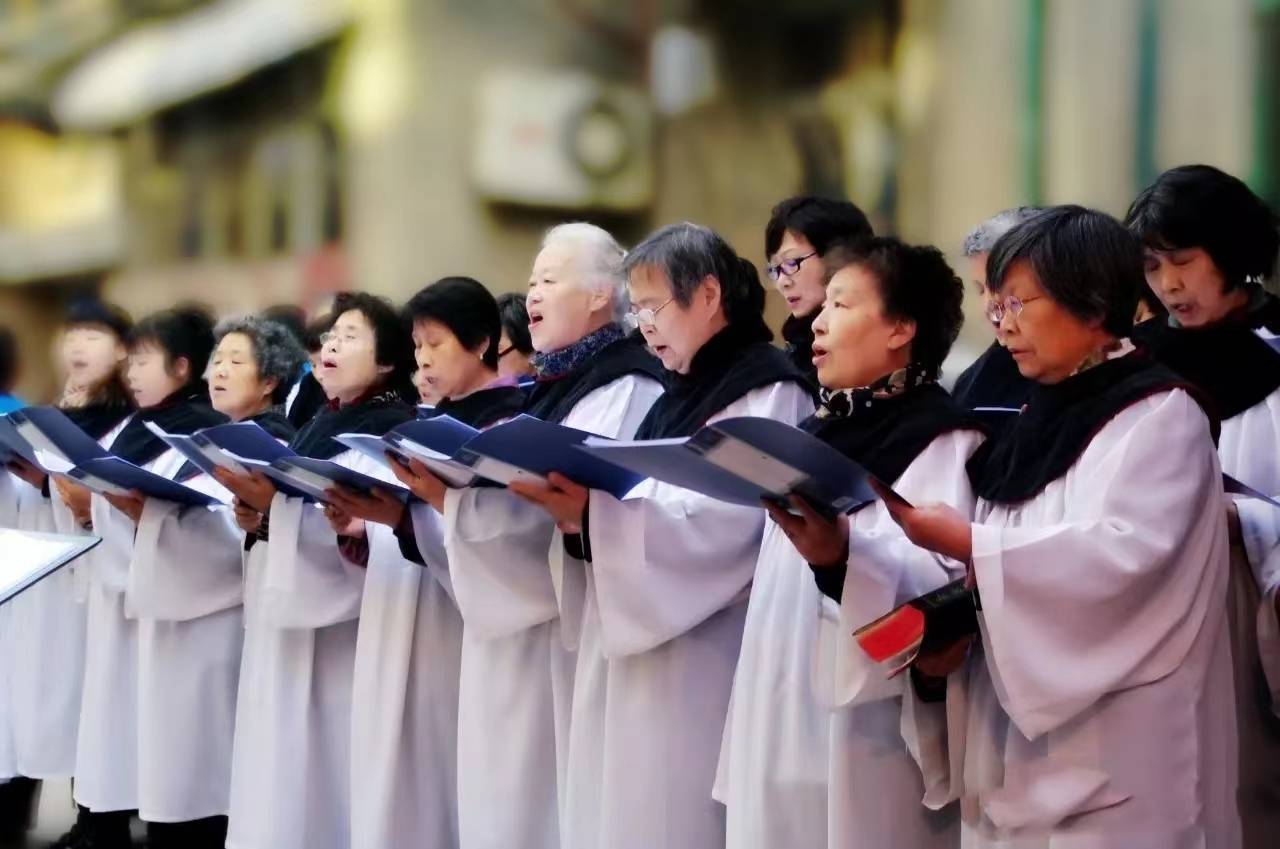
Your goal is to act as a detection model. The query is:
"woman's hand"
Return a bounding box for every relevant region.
[6,457,47,491]
[509,472,589,534]
[870,479,973,566]
[913,634,974,679]
[763,495,849,567]
[213,467,278,514]
[53,477,93,527]
[324,484,406,529]
[1226,501,1244,547]
[60,380,89,409]
[233,499,263,534]
[386,455,448,513]
[323,501,365,538]
[102,490,146,524]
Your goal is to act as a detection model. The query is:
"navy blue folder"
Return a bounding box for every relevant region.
[451,415,644,500]
[576,416,881,514]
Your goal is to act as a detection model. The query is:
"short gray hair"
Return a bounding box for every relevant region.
[213,315,307,404]
[624,222,765,326]
[963,207,1043,257]
[541,222,629,321]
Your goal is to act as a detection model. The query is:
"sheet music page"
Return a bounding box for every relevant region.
[0,530,80,598]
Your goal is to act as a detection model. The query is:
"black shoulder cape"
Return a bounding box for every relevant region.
[1132,293,1280,421]
[803,383,984,487]
[781,310,820,390]
[635,319,811,440]
[286,371,329,431]
[966,352,1212,504]
[61,400,133,443]
[290,391,416,460]
[951,340,1033,411]
[108,390,227,467]
[803,382,983,603]
[525,331,666,426]
[432,383,527,429]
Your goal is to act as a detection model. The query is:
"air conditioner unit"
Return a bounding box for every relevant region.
[471,66,654,213]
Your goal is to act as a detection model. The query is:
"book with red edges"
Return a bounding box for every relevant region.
[854,578,979,677]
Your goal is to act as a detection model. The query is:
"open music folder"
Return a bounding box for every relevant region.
[0,529,102,606]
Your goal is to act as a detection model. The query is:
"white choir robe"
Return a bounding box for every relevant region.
[6,475,79,781]
[348,504,462,849]
[1212,386,1280,847]
[127,471,244,823]
[959,389,1239,848]
[76,446,187,812]
[443,374,663,849]
[226,449,383,849]
[6,419,126,782]
[715,429,982,849]
[564,381,812,849]
[0,471,19,784]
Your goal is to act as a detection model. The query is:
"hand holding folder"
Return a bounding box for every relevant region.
[573,416,896,514]
[333,415,485,489]
[7,407,216,508]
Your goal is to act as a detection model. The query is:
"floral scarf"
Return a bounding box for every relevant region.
[530,323,627,381]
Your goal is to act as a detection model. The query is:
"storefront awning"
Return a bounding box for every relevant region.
[52,0,351,130]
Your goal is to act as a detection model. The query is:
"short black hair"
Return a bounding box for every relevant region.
[0,326,17,392]
[1124,164,1280,291]
[259,304,307,347]
[65,298,133,340]
[128,305,217,394]
[625,222,769,332]
[329,291,416,402]
[496,292,533,355]
[404,277,501,369]
[824,237,964,378]
[303,312,334,353]
[987,205,1142,338]
[764,196,873,259]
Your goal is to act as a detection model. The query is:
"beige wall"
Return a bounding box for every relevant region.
[1,0,1270,398]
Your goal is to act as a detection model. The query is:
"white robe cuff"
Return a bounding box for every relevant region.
[127,499,243,621]
[259,493,364,628]
[444,487,558,639]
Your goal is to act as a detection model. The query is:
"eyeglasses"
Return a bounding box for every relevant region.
[624,297,674,330]
[766,252,817,281]
[497,345,515,358]
[986,294,1044,325]
[320,329,369,347]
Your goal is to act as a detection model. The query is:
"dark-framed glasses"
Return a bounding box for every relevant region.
[766,252,817,281]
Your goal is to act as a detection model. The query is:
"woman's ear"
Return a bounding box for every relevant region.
[172,356,191,383]
[113,342,127,364]
[700,274,722,310]
[261,376,280,402]
[587,283,613,315]
[886,318,918,353]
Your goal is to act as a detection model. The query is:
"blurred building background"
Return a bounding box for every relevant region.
[1,0,1278,402]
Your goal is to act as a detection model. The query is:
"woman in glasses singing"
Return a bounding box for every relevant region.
[880,206,1239,848]
[514,222,814,849]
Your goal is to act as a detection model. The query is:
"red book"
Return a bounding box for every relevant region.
[854,578,979,677]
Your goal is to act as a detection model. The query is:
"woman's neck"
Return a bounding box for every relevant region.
[335,382,379,407]
[450,366,501,401]
[231,400,274,423]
